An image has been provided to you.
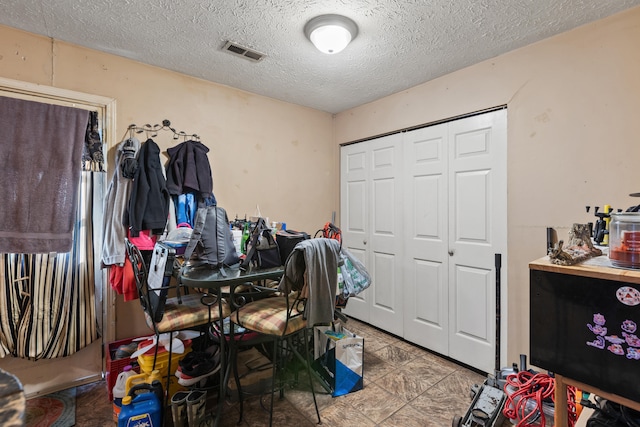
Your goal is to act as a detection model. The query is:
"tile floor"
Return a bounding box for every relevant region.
[76,317,512,426]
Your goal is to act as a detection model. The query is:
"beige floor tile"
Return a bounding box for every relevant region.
[343,382,406,424]
[377,401,433,427]
[369,343,418,366]
[363,350,394,382]
[318,399,377,426]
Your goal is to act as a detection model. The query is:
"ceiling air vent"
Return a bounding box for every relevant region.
[222,41,265,62]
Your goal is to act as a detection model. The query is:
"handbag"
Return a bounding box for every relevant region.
[241,217,281,270]
[276,229,310,264]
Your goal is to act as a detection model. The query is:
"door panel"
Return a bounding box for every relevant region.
[341,145,370,322]
[448,110,507,372]
[455,170,490,242]
[403,125,449,353]
[369,134,404,335]
[453,265,491,341]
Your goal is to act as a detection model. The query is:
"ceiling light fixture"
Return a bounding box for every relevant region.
[304,14,358,55]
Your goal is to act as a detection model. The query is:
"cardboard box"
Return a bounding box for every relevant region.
[226,347,273,401]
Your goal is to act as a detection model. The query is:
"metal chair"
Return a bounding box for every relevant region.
[230,238,342,426]
[124,239,229,412]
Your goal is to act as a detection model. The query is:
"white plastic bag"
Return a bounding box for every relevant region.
[339,248,371,297]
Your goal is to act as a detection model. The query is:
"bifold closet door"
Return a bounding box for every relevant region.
[402,109,507,373]
[341,142,370,323]
[341,134,404,336]
[341,109,507,373]
[402,124,450,355]
[446,110,507,373]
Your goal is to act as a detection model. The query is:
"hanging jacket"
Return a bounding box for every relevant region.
[165,140,214,199]
[102,137,140,266]
[128,138,170,237]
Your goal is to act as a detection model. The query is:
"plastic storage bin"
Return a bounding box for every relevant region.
[105,337,141,401]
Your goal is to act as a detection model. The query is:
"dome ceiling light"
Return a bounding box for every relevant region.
[304,14,358,55]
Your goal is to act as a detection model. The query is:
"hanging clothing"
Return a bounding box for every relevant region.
[107,230,155,301]
[82,111,104,172]
[109,257,136,301]
[102,137,140,267]
[128,138,170,237]
[174,193,197,227]
[165,140,214,200]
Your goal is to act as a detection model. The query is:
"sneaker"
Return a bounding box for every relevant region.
[176,346,220,378]
[176,351,218,377]
[177,352,221,386]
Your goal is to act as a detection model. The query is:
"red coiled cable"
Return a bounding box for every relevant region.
[503,371,577,427]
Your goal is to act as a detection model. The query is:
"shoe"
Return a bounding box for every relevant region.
[176,347,221,379]
[114,341,138,359]
[177,346,220,372]
[177,352,221,386]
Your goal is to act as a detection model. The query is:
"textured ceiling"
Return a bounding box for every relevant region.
[2,0,639,113]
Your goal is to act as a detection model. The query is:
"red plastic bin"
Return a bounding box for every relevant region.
[105,337,140,401]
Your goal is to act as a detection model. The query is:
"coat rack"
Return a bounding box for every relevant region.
[127,119,199,141]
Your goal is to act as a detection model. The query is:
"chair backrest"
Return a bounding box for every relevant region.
[125,238,152,318]
[125,239,176,325]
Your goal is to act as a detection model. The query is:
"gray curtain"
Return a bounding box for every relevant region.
[0,171,103,359]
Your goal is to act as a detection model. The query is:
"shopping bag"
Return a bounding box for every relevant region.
[313,326,363,397]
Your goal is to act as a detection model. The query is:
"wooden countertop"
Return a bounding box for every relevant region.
[529,255,640,284]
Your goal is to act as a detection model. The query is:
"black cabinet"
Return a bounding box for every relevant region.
[530,267,640,403]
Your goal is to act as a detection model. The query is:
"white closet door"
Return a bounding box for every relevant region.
[402,124,449,354]
[368,134,404,335]
[341,109,507,373]
[447,109,507,373]
[341,143,371,322]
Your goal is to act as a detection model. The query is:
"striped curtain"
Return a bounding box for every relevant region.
[0,171,103,359]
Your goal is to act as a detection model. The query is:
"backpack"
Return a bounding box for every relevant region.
[315,222,342,244]
[240,217,281,271]
[183,206,240,268]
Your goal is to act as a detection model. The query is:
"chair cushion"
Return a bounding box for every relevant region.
[147,293,230,333]
[231,296,306,336]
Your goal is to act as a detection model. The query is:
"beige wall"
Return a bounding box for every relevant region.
[334,6,640,365]
[0,24,335,339]
[1,5,639,364]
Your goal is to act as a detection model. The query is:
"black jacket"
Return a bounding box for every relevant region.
[128,139,170,236]
[165,140,213,198]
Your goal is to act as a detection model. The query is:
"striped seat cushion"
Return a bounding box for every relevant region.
[146,293,230,333]
[231,296,306,336]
